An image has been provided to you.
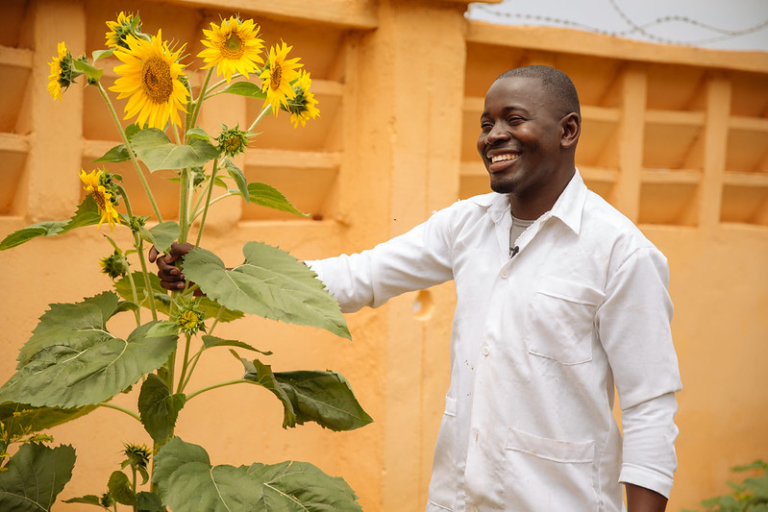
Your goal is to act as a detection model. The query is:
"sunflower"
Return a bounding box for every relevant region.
[110,30,189,129]
[259,41,303,115]
[80,169,120,230]
[198,16,264,83]
[105,11,144,50]
[46,41,81,100]
[285,70,320,128]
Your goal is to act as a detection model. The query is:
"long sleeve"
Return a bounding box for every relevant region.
[596,246,682,498]
[306,207,457,313]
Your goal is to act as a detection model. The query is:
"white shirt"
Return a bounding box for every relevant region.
[307,171,682,511]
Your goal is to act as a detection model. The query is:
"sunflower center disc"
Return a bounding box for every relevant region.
[223,33,244,59]
[142,56,174,103]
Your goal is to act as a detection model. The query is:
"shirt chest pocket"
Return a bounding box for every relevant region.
[524,276,605,365]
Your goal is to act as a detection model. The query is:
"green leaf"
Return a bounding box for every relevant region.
[154,437,264,512]
[131,128,218,172]
[0,402,97,438]
[114,271,171,316]
[182,243,350,339]
[0,196,101,251]
[248,460,363,512]
[0,443,76,512]
[63,494,103,506]
[186,127,211,141]
[202,335,272,355]
[73,58,104,81]
[240,358,296,428]
[136,491,166,511]
[138,374,186,444]
[0,293,178,408]
[197,298,244,323]
[223,159,249,204]
[221,81,267,99]
[141,221,180,253]
[94,143,130,163]
[125,123,141,139]
[153,438,362,512]
[245,182,308,217]
[108,471,135,506]
[92,49,115,62]
[274,370,373,431]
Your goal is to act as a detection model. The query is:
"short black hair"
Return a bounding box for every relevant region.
[496,65,580,116]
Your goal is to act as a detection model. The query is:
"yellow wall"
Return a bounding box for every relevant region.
[0,0,766,510]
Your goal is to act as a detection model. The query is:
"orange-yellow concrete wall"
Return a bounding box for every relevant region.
[0,1,766,511]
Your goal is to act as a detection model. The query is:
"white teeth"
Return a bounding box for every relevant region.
[491,153,519,163]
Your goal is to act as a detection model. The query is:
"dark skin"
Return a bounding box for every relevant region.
[152,75,670,511]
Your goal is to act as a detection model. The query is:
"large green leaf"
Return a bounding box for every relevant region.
[138,374,186,444]
[248,460,363,512]
[153,438,362,512]
[0,443,76,511]
[245,183,308,217]
[0,197,101,251]
[182,243,350,339]
[239,358,297,428]
[131,128,218,172]
[0,292,179,408]
[0,402,97,438]
[17,291,123,366]
[153,437,263,512]
[274,370,373,432]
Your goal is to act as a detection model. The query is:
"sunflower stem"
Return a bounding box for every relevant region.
[186,379,254,402]
[96,82,164,223]
[178,168,192,244]
[134,234,158,321]
[175,332,193,395]
[117,186,141,326]
[248,104,272,132]
[194,192,236,218]
[97,402,141,422]
[194,157,220,248]
[188,68,214,132]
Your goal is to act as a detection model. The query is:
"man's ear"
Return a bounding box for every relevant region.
[560,112,581,149]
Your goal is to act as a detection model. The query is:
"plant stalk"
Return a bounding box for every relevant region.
[194,158,220,247]
[97,82,163,222]
[97,403,141,422]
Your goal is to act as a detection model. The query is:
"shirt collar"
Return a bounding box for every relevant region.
[486,168,587,235]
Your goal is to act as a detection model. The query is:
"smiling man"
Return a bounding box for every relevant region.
[153,66,682,512]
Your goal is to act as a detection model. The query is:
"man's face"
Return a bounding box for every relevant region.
[477,76,568,198]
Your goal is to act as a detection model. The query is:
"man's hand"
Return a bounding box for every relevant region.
[626,483,668,512]
[148,242,195,292]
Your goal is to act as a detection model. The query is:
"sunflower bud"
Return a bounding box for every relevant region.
[105,12,147,49]
[173,305,206,335]
[46,42,84,100]
[100,251,129,279]
[216,124,250,157]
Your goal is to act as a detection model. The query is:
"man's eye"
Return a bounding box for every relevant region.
[508,117,524,124]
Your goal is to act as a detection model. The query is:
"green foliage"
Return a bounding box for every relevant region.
[131,128,219,172]
[138,375,186,444]
[154,438,363,512]
[182,242,350,339]
[0,443,76,511]
[0,11,368,511]
[246,182,309,217]
[0,293,178,408]
[0,196,101,251]
[684,461,768,512]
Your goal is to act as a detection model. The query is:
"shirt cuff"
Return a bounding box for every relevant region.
[619,463,674,499]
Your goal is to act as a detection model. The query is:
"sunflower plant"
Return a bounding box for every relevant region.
[0,12,367,512]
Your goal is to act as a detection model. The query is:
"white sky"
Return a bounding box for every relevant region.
[467,0,768,52]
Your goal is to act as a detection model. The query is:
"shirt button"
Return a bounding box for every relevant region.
[482,346,490,356]
[500,270,509,279]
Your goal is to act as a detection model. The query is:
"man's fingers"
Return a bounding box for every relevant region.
[148,245,159,263]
